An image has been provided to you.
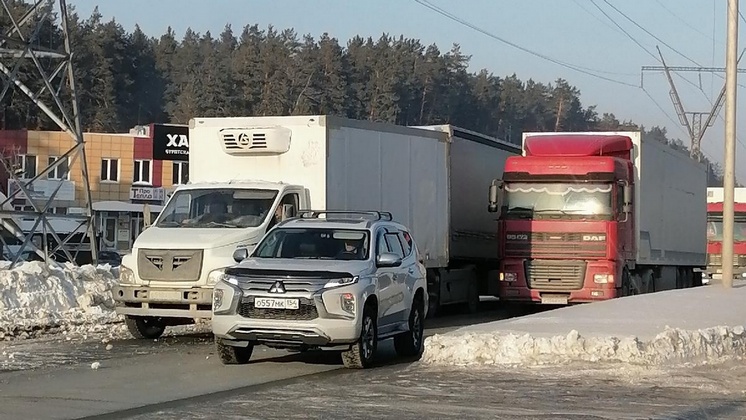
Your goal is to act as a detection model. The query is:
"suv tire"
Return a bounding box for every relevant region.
[394,295,425,358]
[215,337,254,365]
[342,304,377,369]
[125,315,165,339]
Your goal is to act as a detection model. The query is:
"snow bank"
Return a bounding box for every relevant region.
[422,326,746,367]
[0,261,122,340]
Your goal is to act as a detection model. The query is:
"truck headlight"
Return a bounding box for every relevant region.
[119,265,135,284]
[499,272,517,282]
[207,268,227,285]
[593,274,613,284]
[324,276,359,289]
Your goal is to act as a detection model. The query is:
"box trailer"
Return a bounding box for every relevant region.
[113,115,519,338]
[489,131,707,305]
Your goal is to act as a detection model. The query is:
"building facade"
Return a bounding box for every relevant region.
[0,124,189,252]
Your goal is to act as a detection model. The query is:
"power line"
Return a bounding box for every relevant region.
[591,0,713,99]
[654,0,716,42]
[601,0,704,67]
[571,0,628,39]
[411,0,639,86]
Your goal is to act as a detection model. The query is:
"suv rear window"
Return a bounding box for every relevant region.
[253,228,370,260]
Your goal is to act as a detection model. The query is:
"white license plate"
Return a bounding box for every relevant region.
[149,290,181,301]
[254,297,300,310]
[541,295,568,305]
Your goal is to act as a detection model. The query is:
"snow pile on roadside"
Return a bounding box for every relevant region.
[0,261,122,340]
[422,326,746,367]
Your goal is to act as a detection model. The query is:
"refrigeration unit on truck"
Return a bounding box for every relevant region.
[487,131,707,305]
[704,187,746,282]
[113,115,519,339]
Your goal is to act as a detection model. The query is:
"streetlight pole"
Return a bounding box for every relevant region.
[722,0,738,288]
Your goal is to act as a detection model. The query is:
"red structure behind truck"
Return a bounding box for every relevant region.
[704,187,746,281]
[487,131,707,305]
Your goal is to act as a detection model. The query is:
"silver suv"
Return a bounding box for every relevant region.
[211,210,428,369]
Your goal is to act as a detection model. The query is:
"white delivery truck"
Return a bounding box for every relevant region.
[113,116,520,339]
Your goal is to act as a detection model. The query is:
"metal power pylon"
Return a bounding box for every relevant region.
[641,47,746,161]
[0,0,97,267]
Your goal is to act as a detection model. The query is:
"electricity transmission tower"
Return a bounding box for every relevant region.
[641,47,746,161]
[0,0,97,267]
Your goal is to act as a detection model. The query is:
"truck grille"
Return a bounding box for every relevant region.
[525,260,586,291]
[137,249,204,282]
[238,298,318,321]
[505,232,606,259]
[707,253,741,266]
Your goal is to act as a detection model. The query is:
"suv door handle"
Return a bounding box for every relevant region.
[408,268,414,274]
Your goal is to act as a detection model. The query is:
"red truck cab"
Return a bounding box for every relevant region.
[489,134,635,305]
[705,201,746,281]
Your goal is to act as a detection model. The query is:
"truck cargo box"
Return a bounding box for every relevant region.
[189,115,519,268]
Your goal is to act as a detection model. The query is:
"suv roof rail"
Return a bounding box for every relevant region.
[297,210,393,221]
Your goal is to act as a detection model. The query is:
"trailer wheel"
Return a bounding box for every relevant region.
[466,277,479,314]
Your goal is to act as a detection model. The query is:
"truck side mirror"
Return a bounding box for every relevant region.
[623,184,633,212]
[281,204,295,220]
[488,179,503,213]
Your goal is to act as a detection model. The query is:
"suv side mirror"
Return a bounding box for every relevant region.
[376,252,402,268]
[233,247,249,263]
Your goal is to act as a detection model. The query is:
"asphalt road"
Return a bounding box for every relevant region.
[0,299,535,419]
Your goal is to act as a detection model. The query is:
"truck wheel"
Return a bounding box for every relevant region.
[342,304,377,369]
[125,315,165,339]
[215,337,254,365]
[394,295,425,358]
[466,277,479,314]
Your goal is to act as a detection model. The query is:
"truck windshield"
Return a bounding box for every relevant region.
[707,213,746,241]
[253,228,370,260]
[503,182,613,219]
[156,188,279,228]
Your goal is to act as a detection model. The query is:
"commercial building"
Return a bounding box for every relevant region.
[0,123,189,252]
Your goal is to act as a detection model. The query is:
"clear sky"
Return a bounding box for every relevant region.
[68,0,746,179]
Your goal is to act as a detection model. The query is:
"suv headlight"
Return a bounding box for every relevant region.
[324,276,359,289]
[119,265,135,284]
[207,268,227,285]
[213,280,239,315]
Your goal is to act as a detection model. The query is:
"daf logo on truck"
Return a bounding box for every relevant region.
[506,233,529,240]
[582,235,606,241]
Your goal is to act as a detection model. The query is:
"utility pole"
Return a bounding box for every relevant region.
[723,0,738,288]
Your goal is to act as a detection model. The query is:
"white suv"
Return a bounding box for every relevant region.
[211,210,428,369]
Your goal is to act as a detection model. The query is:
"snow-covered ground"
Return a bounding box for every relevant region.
[423,283,746,368]
[0,261,126,340]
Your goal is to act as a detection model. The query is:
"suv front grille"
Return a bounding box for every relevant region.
[238,298,318,321]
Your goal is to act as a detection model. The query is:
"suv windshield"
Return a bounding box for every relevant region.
[504,182,613,219]
[254,228,370,260]
[156,188,278,228]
